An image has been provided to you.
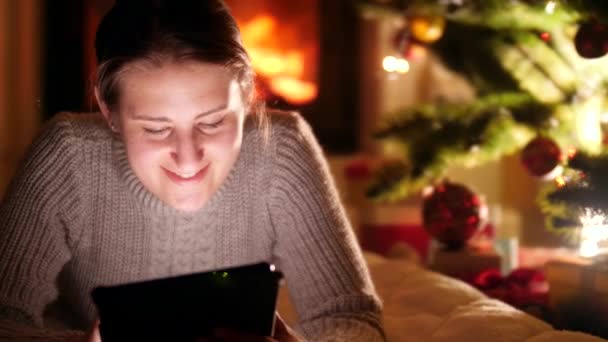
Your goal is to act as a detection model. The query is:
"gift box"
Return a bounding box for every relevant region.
[545,256,608,337]
[428,244,502,278]
[357,203,430,260]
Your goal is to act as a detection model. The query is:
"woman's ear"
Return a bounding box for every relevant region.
[94,87,118,133]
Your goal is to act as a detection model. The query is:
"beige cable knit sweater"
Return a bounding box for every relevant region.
[0,111,384,341]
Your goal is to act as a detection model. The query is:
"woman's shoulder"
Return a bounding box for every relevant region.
[249,109,324,164]
[45,112,112,142]
[264,109,314,142]
[244,109,313,152]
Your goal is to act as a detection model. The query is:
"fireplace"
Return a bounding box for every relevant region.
[226,1,319,106]
[225,0,360,153]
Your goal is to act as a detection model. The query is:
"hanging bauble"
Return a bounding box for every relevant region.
[422,181,483,249]
[520,136,563,178]
[539,31,551,43]
[408,15,445,44]
[574,20,608,59]
[402,40,427,61]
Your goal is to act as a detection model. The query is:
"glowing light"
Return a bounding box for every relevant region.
[579,209,608,258]
[269,76,318,105]
[567,147,577,159]
[541,165,563,180]
[383,56,410,74]
[545,1,556,14]
[241,15,276,43]
[575,95,603,154]
[555,176,566,188]
[238,15,318,105]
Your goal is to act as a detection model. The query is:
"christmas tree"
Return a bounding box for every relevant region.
[357,0,608,246]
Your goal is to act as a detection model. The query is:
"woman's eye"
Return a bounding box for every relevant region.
[198,118,225,131]
[144,127,170,135]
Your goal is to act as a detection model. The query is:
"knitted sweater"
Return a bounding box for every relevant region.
[0,111,384,341]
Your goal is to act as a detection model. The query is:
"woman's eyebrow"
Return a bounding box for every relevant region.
[195,104,228,119]
[131,115,170,122]
[131,105,228,122]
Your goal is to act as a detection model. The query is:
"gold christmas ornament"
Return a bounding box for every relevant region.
[408,15,446,43]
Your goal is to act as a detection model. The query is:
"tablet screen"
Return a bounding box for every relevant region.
[91,262,283,341]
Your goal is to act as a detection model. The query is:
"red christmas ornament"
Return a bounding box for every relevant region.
[403,41,427,61]
[574,20,608,59]
[422,181,483,249]
[520,136,562,178]
[539,32,551,42]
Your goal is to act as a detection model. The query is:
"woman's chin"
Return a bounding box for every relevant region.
[166,193,208,212]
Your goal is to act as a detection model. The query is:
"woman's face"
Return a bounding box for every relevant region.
[104,61,247,212]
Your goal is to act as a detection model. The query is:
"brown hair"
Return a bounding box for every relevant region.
[95,0,258,114]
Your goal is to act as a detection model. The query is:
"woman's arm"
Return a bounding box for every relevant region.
[267,113,385,342]
[0,318,85,341]
[0,114,85,339]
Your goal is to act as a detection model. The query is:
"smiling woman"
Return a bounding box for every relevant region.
[0,1,385,341]
[101,61,247,212]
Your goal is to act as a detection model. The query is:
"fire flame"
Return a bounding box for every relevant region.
[239,15,317,105]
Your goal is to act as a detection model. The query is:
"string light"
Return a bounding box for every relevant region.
[545,1,557,14]
[554,176,566,188]
[567,147,577,159]
[382,56,410,74]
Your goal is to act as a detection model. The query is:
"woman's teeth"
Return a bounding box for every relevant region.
[177,171,197,178]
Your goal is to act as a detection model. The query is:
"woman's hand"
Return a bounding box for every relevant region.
[77,320,101,342]
[75,315,303,342]
[208,313,304,342]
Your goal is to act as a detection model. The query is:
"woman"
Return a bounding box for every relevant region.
[0,1,385,341]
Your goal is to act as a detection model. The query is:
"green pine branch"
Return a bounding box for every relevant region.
[369,92,546,201]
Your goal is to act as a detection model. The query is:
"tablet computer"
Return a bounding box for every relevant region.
[91,262,283,341]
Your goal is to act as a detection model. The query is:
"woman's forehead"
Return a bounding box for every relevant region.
[118,61,232,98]
[120,60,234,86]
[116,62,243,118]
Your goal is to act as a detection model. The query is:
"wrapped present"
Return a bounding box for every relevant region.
[470,267,549,317]
[343,157,431,260]
[545,256,608,337]
[428,244,502,278]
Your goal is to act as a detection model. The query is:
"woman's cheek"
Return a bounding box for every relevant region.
[126,139,170,170]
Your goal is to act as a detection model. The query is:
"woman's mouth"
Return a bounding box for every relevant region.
[163,165,209,184]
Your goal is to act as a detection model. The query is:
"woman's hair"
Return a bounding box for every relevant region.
[95,0,257,113]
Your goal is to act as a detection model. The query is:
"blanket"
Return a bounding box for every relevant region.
[277,252,607,341]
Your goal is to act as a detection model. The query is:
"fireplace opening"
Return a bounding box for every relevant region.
[226,1,319,107]
[225,0,360,153]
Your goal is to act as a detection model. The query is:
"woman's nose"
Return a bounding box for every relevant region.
[170,133,204,168]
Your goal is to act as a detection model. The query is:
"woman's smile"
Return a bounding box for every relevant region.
[162,164,209,185]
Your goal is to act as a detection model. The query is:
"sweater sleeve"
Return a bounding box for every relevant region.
[268,113,385,342]
[0,114,85,339]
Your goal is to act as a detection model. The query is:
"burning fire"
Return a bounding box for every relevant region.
[239,15,317,105]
